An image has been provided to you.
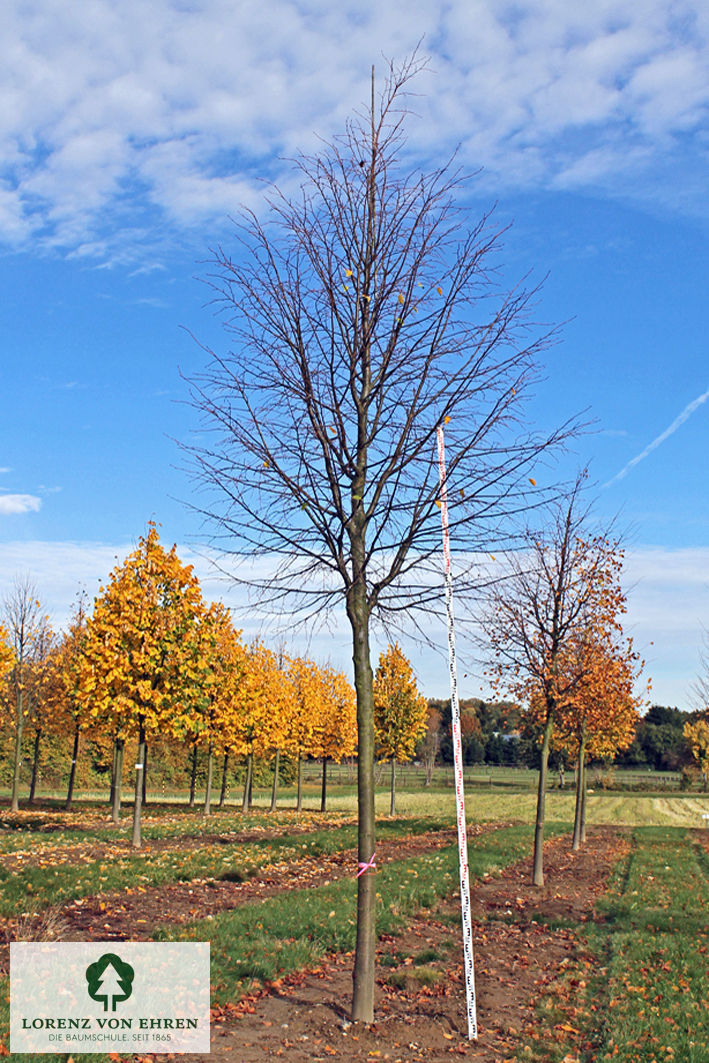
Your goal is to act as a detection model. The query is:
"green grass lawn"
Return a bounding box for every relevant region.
[0,815,452,917]
[2,790,708,1061]
[590,827,709,1062]
[520,825,709,1063]
[155,821,551,1001]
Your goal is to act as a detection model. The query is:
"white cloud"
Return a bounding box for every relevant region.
[0,0,707,258]
[0,494,42,515]
[606,386,709,484]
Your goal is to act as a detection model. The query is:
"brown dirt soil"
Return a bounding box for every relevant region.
[2,821,628,1061]
[173,825,627,1063]
[0,824,501,965]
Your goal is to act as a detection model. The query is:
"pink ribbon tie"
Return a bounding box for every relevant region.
[357,852,376,877]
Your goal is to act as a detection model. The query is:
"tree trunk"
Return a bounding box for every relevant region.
[533,715,554,886]
[112,738,124,824]
[188,744,198,807]
[142,742,148,807]
[131,722,146,848]
[204,744,214,817]
[296,753,303,812]
[11,686,25,813]
[389,758,396,816]
[219,751,229,808]
[580,758,588,843]
[66,722,81,811]
[29,727,42,804]
[320,756,328,812]
[270,749,280,811]
[242,751,253,813]
[110,739,117,808]
[347,585,376,1025]
[572,729,587,851]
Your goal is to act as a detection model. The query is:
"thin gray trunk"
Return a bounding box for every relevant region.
[389,758,396,817]
[572,728,587,851]
[29,727,42,804]
[242,751,253,813]
[320,756,328,812]
[219,751,229,808]
[131,722,146,848]
[580,758,588,843]
[204,745,214,817]
[270,749,280,811]
[188,744,198,807]
[109,740,117,807]
[112,738,124,824]
[66,722,80,811]
[533,715,554,886]
[142,742,148,807]
[348,580,376,1024]
[11,685,25,813]
[296,753,303,812]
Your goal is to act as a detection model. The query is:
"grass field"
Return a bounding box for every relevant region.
[521,826,709,1063]
[1,786,708,1061]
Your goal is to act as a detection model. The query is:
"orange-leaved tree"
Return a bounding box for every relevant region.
[77,524,206,846]
[485,478,631,885]
[533,629,646,849]
[373,643,428,815]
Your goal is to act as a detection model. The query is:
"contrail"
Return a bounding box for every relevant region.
[606,386,709,486]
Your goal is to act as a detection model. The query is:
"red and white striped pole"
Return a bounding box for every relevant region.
[437,424,477,1041]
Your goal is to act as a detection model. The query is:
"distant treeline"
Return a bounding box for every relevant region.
[425,699,699,772]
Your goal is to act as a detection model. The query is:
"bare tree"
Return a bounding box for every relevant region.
[691,628,709,711]
[185,56,575,1022]
[484,477,627,884]
[2,576,46,812]
[26,619,57,803]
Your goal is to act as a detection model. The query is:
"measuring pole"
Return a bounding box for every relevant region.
[436,425,477,1040]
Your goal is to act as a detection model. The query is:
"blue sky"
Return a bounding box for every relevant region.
[1,0,708,707]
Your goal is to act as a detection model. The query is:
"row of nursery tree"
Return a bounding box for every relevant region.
[0,526,436,844]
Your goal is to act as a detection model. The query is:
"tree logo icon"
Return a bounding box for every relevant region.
[85,953,135,1012]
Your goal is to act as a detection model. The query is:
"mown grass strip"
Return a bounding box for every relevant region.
[0,816,453,916]
[518,826,709,1063]
[590,827,709,1062]
[155,822,558,1002]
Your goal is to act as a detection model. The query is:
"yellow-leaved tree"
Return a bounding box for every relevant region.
[684,716,709,791]
[285,655,323,811]
[373,643,427,815]
[232,642,290,812]
[172,601,246,816]
[43,593,91,810]
[77,524,206,846]
[314,665,357,811]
